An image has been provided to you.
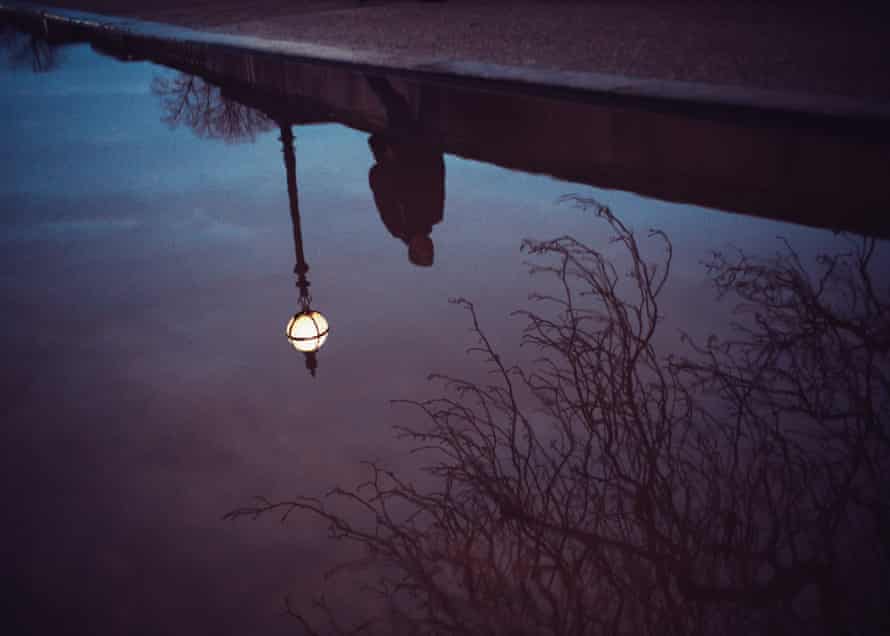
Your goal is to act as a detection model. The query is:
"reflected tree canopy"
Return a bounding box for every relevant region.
[0,25,64,72]
[151,73,275,142]
[230,198,889,635]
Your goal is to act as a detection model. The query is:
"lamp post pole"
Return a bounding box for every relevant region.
[279,121,329,377]
[279,122,311,306]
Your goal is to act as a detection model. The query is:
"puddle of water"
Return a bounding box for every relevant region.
[2,23,889,636]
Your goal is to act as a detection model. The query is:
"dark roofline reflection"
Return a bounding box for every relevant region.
[4,13,890,239]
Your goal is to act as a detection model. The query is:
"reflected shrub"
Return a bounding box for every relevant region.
[151,73,275,143]
[229,198,889,636]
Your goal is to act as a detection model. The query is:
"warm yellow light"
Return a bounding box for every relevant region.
[285,310,329,353]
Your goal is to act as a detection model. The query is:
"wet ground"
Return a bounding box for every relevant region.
[2,25,889,636]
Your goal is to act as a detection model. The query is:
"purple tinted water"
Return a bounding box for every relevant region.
[1,40,887,635]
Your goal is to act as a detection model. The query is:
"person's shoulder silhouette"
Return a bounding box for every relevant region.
[369,133,444,267]
[366,76,445,267]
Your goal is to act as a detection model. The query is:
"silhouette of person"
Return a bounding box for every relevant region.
[367,76,444,267]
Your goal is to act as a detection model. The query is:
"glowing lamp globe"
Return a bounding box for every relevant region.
[285,310,329,353]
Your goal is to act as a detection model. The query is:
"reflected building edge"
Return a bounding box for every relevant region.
[84,18,890,239]
[5,11,890,238]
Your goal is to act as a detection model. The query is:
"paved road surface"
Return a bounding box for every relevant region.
[30,0,890,103]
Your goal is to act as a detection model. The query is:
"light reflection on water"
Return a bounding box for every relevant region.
[1,34,888,636]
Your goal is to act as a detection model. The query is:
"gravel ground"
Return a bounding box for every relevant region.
[31,0,890,101]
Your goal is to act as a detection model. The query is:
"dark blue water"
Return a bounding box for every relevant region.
[2,34,888,636]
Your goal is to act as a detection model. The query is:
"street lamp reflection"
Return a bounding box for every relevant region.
[278,122,329,377]
[285,310,329,354]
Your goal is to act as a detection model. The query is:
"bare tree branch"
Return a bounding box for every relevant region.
[229,198,889,635]
[151,73,275,143]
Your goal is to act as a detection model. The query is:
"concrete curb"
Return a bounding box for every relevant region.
[3,0,890,124]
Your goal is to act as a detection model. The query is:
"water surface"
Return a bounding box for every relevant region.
[2,30,888,636]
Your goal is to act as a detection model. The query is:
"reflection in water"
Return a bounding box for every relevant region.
[151,74,275,143]
[280,123,329,376]
[367,76,445,267]
[149,69,450,369]
[153,70,448,269]
[0,23,65,72]
[229,199,889,635]
[6,13,890,238]
[4,22,889,635]
[153,72,331,375]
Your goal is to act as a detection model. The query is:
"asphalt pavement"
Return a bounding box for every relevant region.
[23,0,890,105]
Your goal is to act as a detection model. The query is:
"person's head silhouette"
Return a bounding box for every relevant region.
[408,234,435,267]
[368,131,445,268]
